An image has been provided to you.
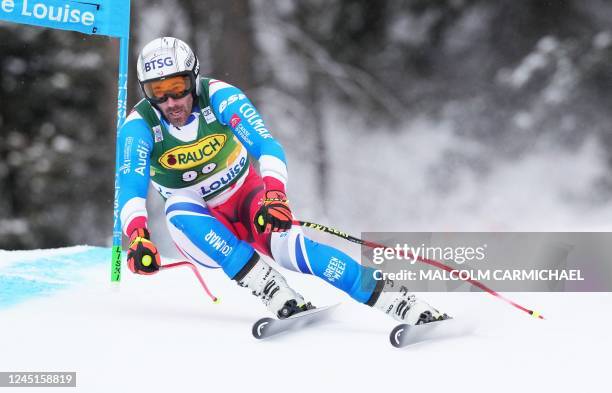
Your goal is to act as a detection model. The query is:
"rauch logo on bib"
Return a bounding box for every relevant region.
[159,134,227,170]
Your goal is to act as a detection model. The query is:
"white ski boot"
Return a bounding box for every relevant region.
[235,254,314,319]
[371,280,449,325]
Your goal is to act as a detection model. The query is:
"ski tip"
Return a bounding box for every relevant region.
[252,317,275,339]
[531,310,545,320]
[389,324,410,348]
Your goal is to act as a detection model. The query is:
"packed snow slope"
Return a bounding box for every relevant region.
[0,246,609,393]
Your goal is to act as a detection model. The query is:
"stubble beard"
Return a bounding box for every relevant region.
[164,103,190,127]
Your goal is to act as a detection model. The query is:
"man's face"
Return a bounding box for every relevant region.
[158,94,194,127]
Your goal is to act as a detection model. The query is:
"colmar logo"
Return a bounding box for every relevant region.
[239,103,272,139]
[159,134,227,170]
[205,229,232,256]
[144,57,174,72]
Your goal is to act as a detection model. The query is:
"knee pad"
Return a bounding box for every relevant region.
[165,190,255,279]
[269,226,306,273]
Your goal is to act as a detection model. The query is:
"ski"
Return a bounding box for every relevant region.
[389,318,467,348]
[252,304,339,339]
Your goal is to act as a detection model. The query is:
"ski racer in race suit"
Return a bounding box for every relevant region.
[118,37,446,323]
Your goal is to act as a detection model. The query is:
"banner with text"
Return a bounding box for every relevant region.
[0,0,129,38]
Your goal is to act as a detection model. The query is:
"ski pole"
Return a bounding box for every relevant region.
[160,261,219,303]
[296,220,545,320]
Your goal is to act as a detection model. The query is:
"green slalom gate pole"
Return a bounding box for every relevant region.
[111,32,130,283]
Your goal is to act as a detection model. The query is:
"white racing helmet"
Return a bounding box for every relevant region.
[136,37,200,103]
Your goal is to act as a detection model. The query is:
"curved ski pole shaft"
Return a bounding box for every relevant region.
[295,220,544,319]
[160,261,219,303]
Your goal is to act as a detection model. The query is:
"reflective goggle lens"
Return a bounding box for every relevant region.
[143,75,193,103]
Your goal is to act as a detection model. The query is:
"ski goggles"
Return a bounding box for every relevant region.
[142,74,194,104]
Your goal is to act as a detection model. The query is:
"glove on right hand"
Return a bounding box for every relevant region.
[127,228,161,275]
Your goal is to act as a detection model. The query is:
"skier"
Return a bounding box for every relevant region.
[118,37,447,324]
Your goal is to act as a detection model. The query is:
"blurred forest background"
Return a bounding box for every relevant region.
[2,0,612,251]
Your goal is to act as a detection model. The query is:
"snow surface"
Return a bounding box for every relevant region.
[0,247,610,393]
